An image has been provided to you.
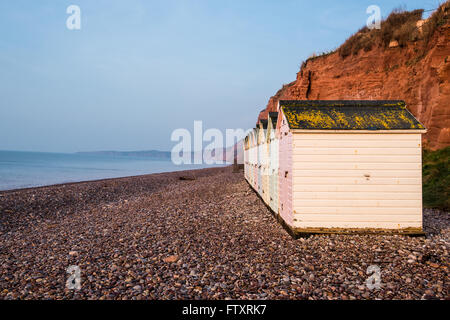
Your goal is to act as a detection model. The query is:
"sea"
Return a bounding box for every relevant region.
[0,150,223,191]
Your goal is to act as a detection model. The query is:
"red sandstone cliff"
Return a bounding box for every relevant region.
[259,3,450,150]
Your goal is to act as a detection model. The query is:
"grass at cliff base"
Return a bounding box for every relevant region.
[423,146,450,211]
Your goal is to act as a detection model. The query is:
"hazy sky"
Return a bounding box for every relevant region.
[0,0,438,153]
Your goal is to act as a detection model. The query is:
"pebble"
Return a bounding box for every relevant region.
[132,285,142,292]
[163,255,179,263]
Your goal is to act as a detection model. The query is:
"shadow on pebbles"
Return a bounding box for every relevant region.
[0,167,448,300]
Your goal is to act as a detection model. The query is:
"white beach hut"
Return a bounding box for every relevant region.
[258,119,270,204]
[244,135,250,182]
[267,112,279,213]
[276,100,426,236]
[249,129,257,188]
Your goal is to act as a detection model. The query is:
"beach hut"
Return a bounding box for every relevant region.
[252,128,258,189]
[277,100,426,236]
[248,128,255,189]
[247,129,255,187]
[258,119,270,204]
[244,136,249,181]
[245,129,257,190]
[265,118,273,206]
[267,112,279,213]
[252,128,258,190]
[251,128,258,190]
[256,126,263,196]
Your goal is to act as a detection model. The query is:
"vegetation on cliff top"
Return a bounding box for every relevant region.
[338,1,449,59]
[423,146,450,211]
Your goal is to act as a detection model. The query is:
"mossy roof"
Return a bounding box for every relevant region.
[259,119,268,129]
[279,100,425,130]
[268,112,278,127]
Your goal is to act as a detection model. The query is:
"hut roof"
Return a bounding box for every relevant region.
[259,119,268,129]
[268,112,278,127]
[279,100,425,130]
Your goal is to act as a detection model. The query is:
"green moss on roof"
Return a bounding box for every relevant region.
[280,100,425,130]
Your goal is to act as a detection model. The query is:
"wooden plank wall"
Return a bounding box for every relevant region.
[291,133,423,229]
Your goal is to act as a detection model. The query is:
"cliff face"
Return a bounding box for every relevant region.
[259,7,450,150]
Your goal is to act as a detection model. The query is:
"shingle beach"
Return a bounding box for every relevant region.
[0,167,448,299]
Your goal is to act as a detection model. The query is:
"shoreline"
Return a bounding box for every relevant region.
[0,166,448,300]
[0,165,227,194]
